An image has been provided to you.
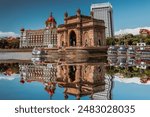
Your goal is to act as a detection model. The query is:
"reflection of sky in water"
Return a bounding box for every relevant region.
[112,80,150,100]
[0,74,150,100]
[0,75,89,100]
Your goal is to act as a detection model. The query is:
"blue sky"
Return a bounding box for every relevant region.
[0,0,150,36]
[1,74,150,100]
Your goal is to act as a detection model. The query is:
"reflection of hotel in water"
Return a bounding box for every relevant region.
[19,64,57,96]
[19,63,112,100]
[19,64,57,82]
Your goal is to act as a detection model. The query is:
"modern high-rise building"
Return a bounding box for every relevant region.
[91,2,114,38]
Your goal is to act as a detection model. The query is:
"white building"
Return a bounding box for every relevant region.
[20,13,57,48]
[92,75,112,100]
[91,2,114,38]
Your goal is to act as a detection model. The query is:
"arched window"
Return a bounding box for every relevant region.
[83,32,90,47]
[60,34,64,47]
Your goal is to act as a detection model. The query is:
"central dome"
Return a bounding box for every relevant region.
[46,12,57,24]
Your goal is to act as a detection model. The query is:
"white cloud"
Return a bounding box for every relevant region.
[114,76,150,85]
[115,27,150,36]
[0,74,20,81]
[0,31,19,37]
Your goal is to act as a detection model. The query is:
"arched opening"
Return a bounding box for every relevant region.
[69,31,76,46]
[62,41,64,47]
[98,39,101,46]
[69,66,76,82]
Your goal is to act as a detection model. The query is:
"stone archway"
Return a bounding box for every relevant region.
[98,39,101,46]
[69,66,76,82]
[69,31,76,47]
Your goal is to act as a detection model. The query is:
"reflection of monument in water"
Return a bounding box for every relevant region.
[56,63,112,100]
[19,63,57,97]
[19,61,112,100]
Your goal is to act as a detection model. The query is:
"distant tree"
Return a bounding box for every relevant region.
[0,37,20,49]
[106,37,115,45]
[0,39,8,48]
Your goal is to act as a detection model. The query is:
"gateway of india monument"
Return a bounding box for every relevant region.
[57,9,106,47]
[20,9,106,49]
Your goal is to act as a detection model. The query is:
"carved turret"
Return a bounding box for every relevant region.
[90,11,94,18]
[64,12,68,18]
[76,9,81,16]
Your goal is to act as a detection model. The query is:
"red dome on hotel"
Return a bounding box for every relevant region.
[46,12,56,24]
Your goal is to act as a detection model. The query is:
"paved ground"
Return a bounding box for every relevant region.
[0,49,32,52]
[0,52,32,60]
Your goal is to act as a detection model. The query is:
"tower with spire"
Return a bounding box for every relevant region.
[45,12,57,28]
